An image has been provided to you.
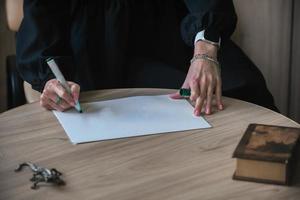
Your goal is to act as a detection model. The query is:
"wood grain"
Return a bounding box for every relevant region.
[0,89,299,200]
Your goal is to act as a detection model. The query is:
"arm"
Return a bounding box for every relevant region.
[16,0,74,92]
[16,0,79,111]
[181,0,237,46]
[171,0,237,115]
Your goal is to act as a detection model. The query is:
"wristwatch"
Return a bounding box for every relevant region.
[194,30,221,48]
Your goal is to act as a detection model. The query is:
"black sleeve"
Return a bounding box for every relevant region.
[181,0,237,46]
[16,0,74,92]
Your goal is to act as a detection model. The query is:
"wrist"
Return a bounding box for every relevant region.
[194,40,218,58]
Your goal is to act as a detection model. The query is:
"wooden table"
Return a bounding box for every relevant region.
[1,89,299,200]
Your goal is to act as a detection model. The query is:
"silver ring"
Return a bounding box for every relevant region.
[55,96,62,105]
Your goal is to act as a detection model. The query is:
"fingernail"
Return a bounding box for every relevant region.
[219,104,224,110]
[194,109,200,116]
[206,108,210,115]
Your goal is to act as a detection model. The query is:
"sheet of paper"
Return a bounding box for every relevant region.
[53,95,211,144]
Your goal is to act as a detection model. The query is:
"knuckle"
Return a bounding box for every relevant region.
[196,94,202,101]
[40,94,46,101]
[189,80,198,88]
[207,74,214,82]
[208,87,214,94]
[190,88,199,100]
[206,93,213,101]
[195,100,202,109]
[60,105,67,110]
[52,79,59,84]
[61,103,69,109]
[199,92,206,99]
[49,79,56,86]
[40,99,47,107]
[191,76,200,83]
[43,89,50,96]
[190,94,197,101]
[45,80,52,87]
[52,80,59,88]
[74,83,80,88]
[61,92,69,100]
[200,78,207,85]
[53,104,61,111]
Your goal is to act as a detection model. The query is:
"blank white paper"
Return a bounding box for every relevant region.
[53,95,211,144]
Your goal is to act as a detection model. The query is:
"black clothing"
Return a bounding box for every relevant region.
[16,0,277,111]
[16,0,236,92]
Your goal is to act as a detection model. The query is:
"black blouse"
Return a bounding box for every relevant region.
[16,0,237,92]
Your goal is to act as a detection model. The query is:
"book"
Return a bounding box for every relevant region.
[232,124,300,185]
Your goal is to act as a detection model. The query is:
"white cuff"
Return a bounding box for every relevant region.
[194,30,221,48]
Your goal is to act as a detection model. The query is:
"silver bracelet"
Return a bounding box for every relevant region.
[190,54,219,66]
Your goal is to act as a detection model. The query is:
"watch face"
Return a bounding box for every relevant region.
[204,30,220,43]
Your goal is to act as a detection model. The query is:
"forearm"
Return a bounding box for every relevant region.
[182,0,237,47]
[16,0,73,92]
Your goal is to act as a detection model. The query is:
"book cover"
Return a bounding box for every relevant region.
[232,124,300,185]
[233,124,300,163]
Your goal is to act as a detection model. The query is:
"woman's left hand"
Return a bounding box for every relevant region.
[170,41,223,116]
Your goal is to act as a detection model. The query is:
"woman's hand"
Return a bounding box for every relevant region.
[170,41,223,116]
[40,79,80,112]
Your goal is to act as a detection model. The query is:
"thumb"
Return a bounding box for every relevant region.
[169,81,190,99]
[169,91,183,99]
[69,83,80,101]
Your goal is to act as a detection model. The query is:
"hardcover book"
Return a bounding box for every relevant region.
[232,124,300,185]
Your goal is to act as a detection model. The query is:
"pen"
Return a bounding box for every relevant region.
[46,58,82,113]
[179,88,191,97]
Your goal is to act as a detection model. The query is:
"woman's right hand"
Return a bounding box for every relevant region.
[40,79,80,112]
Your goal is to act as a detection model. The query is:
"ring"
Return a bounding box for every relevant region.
[55,95,62,105]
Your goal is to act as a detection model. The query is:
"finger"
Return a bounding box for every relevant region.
[42,88,71,111]
[205,75,216,115]
[40,93,51,110]
[169,92,183,99]
[190,78,200,102]
[194,77,207,116]
[47,98,65,112]
[169,82,190,100]
[40,93,64,112]
[57,98,72,110]
[43,104,53,111]
[69,82,80,101]
[52,82,75,106]
[205,84,214,115]
[194,96,205,116]
[44,91,73,111]
[43,89,59,103]
[215,78,224,110]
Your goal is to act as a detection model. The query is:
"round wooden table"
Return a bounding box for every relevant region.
[0,89,299,200]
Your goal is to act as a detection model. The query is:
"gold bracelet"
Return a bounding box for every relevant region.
[190,54,219,66]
